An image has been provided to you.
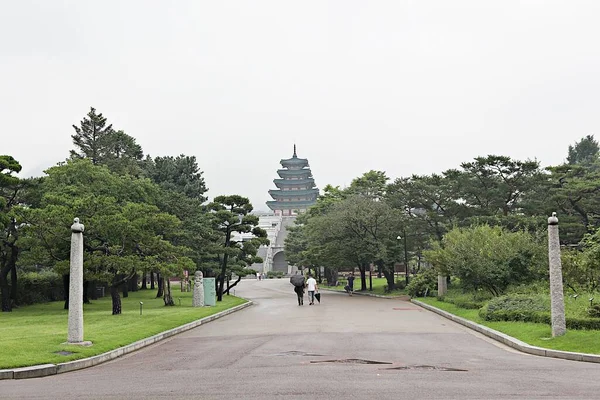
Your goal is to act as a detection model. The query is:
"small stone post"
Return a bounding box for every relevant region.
[548,212,566,337]
[193,271,205,307]
[67,218,91,345]
[437,274,447,296]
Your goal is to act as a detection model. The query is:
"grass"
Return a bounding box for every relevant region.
[418,297,600,355]
[322,276,408,296]
[0,287,246,369]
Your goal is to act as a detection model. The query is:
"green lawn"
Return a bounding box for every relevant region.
[322,276,408,297]
[418,297,600,355]
[0,287,246,369]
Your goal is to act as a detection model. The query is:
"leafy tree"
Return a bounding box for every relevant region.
[20,160,191,314]
[208,195,266,301]
[567,135,599,165]
[445,155,543,217]
[0,156,22,312]
[347,170,389,200]
[143,155,208,201]
[425,225,547,296]
[70,107,114,165]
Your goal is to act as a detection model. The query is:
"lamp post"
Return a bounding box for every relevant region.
[397,230,409,285]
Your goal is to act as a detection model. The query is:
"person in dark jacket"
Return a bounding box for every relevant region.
[294,284,304,306]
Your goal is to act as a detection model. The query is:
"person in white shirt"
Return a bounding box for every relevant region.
[306,275,318,305]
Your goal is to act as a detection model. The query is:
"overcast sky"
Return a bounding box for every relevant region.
[2,1,599,211]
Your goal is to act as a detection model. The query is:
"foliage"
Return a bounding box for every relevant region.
[406,268,437,297]
[207,195,268,301]
[15,269,64,305]
[267,271,283,279]
[143,154,208,201]
[567,134,599,165]
[425,225,547,296]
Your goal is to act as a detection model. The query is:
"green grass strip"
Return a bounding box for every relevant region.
[419,297,600,355]
[0,287,246,369]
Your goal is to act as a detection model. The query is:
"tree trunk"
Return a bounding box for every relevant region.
[383,267,395,292]
[83,280,90,304]
[156,275,164,298]
[122,278,129,298]
[129,273,138,292]
[325,267,337,286]
[0,272,11,312]
[163,278,174,306]
[63,273,70,310]
[150,271,155,289]
[10,264,17,308]
[110,286,122,315]
[217,229,232,302]
[359,265,367,291]
[224,275,242,295]
[141,270,148,290]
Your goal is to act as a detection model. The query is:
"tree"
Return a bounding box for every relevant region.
[567,135,599,165]
[208,195,266,301]
[0,155,22,312]
[143,155,208,201]
[21,159,192,314]
[70,107,114,165]
[425,225,547,296]
[347,170,389,200]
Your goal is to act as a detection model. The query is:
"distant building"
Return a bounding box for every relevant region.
[266,145,318,216]
[251,146,319,274]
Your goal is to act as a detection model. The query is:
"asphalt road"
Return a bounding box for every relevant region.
[1,279,600,399]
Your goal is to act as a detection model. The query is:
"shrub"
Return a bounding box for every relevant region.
[267,271,284,279]
[587,304,600,318]
[406,269,437,297]
[479,294,549,321]
[16,269,64,305]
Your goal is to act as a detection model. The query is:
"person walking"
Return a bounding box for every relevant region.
[346,273,355,296]
[306,274,318,305]
[290,273,305,306]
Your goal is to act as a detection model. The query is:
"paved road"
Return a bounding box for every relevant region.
[2,279,600,399]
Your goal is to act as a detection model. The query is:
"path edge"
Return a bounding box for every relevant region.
[412,299,600,364]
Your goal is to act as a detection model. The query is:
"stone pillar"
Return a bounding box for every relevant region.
[548,212,566,337]
[67,218,91,345]
[437,274,447,296]
[193,271,204,307]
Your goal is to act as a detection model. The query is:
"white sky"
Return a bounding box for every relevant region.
[2,1,599,211]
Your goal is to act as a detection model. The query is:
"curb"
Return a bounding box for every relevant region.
[320,288,410,300]
[0,300,253,380]
[412,299,600,364]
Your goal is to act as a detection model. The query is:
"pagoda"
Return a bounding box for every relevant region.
[266,145,319,216]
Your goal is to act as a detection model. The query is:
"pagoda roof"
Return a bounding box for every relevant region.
[277,169,312,178]
[274,178,315,188]
[266,200,317,210]
[269,188,319,198]
[280,157,309,168]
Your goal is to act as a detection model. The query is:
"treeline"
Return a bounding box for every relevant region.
[285,136,600,296]
[0,107,268,314]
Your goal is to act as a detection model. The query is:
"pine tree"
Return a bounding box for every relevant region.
[70,107,113,165]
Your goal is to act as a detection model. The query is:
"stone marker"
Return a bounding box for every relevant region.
[66,218,92,346]
[548,212,566,337]
[437,274,447,296]
[193,271,205,307]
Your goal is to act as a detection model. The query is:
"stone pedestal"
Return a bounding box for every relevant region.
[548,213,566,337]
[66,218,92,346]
[437,275,447,296]
[192,271,204,307]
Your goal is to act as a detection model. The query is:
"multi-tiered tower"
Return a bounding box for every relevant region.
[266,145,318,216]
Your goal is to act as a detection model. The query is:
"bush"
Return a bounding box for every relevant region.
[479,294,549,321]
[16,269,64,305]
[267,271,284,279]
[406,269,437,297]
[588,304,600,318]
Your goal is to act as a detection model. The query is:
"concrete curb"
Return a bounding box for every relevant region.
[0,300,253,380]
[320,288,410,300]
[412,299,600,364]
